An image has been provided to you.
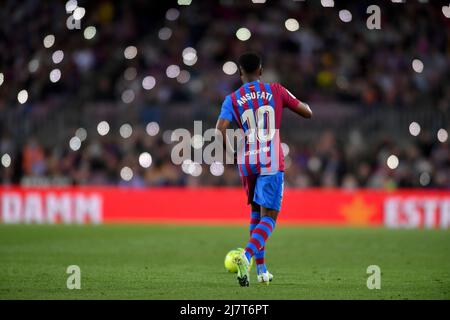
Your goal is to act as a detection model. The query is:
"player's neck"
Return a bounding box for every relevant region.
[242,75,260,84]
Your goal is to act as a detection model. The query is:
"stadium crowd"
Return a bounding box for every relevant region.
[0,0,449,189]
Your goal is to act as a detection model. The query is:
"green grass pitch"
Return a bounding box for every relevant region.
[0,224,449,299]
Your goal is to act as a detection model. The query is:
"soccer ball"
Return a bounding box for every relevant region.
[224,248,253,273]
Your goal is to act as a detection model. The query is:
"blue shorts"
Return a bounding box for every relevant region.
[241,171,284,211]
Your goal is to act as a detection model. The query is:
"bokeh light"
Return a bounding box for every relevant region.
[43,34,55,48]
[190,162,202,177]
[162,130,173,144]
[437,129,448,143]
[177,70,191,84]
[339,10,352,22]
[121,89,135,103]
[285,18,300,31]
[83,26,96,40]
[181,159,192,174]
[182,47,197,61]
[166,65,181,78]
[409,122,421,136]
[1,154,11,168]
[210,161,224,176]
[65,0,77,12]
[166,8,180,21]
[321,0,335,7]
[191,135,204,149]
[124,67,137,81]
[120,166,133,181]
[158,27,172,40]
[387,155,399,169]
[124,46,138,59]
[419,172,431,186]
[28,59,40,73]
[236,28,251,41]
[75,128,87,141]
[49,69,61,83]
[182,47,197,67]
[412,59,424,73]
[183,55,197,66]
[139,152,153,168]
[146,122,160,136]
[52,50,64,64]
[97,121,110,136]
[142,76,156,90]
[69,136,81,151]
[17,90,28,104]
[223,61,238,75]
[308,157,322,172]
[119,124,133,139]
[73,7,86,20]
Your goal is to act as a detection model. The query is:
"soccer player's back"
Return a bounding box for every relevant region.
[221,79,308,177]
[216,52,312,286]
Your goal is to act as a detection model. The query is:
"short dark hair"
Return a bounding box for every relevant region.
[238,52,262,74]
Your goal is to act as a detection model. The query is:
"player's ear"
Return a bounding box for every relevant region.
[259,66,263,76]
[238,66,243,76]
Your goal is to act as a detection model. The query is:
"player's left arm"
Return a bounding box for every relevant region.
[279,84,313,119]
[289,101,313,119]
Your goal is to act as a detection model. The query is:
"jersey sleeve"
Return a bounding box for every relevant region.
[218,95,234,122]
[277,83,301,109]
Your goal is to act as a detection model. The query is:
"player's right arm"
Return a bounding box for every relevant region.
[215,118,231,152]
[215,95,236,161]
[277,84,312,119]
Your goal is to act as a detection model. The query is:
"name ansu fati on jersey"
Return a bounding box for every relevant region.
[237,91,273,107]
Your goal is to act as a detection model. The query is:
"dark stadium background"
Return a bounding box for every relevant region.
[0,0,450,301]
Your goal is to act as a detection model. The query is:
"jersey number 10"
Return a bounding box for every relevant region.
[241,105,275,143]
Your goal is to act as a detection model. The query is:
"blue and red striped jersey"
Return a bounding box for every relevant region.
[218,80,301,176]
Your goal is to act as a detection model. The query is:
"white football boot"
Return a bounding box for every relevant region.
[257,271,273,285]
